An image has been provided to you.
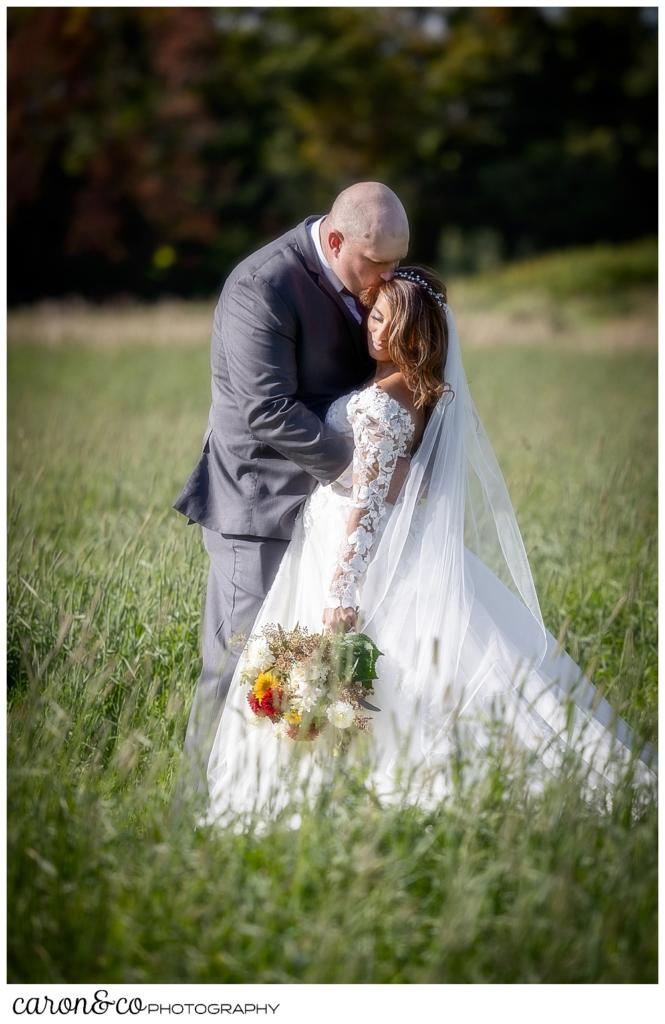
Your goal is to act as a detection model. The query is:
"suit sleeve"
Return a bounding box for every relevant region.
[218,273,353,484]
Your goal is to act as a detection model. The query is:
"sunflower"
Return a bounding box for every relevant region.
[252,671,280,700]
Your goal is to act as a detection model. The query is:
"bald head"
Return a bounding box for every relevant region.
[328,182,409,249]
[321,182,409,295]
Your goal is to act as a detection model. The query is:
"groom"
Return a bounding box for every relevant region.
[173,181,410,803]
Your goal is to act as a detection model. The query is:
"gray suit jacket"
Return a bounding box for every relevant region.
[173,216,375,539]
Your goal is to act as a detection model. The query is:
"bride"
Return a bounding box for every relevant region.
[204,266,656,829]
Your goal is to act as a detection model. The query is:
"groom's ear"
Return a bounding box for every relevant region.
[328,229,344,258]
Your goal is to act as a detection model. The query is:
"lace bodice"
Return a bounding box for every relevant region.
[324,384,416,610]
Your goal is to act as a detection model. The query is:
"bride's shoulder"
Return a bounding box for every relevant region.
[349,381,394,415]
[375,377,423,430]
[373,374,412,407]
[350,377,420,436]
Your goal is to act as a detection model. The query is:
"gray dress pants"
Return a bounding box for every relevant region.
[177,526,289,810]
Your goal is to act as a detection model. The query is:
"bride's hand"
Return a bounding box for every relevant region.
[323,606,358,633]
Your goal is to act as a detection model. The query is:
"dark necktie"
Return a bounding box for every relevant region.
[340,287,365,323]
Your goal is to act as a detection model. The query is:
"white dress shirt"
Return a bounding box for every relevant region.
[309,217,362,323]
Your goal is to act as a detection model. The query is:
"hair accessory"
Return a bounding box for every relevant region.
[393,269,449,313]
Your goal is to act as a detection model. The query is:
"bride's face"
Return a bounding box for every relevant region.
[367,293,394,362]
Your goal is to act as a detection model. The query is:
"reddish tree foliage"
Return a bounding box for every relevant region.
[7,7,657,301]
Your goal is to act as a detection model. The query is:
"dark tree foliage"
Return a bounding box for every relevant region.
[7,7,657,302]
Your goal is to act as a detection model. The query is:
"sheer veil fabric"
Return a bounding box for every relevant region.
[205,307,656,828]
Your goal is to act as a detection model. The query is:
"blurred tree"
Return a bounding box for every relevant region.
[415,6,657,263]
[7,6,657,302]
[8,8,221,299]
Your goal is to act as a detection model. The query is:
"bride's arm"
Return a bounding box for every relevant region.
[323,392,411,630]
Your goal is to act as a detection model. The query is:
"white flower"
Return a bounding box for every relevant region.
[289,664,310,694]
[290,661,327,696]
[326,700,356,729]
[307,660,329,685]
[274,720,291,740]
[243,635,273,674]
[295,686,323,712]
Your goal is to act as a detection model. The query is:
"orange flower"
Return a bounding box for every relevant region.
[247,686,284,720]
[260,687,284,719]
[252,671,280,700]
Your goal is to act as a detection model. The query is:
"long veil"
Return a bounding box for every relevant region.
[205,306,655,829]
[358,306,656,788]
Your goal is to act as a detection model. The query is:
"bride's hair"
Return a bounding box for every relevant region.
[360,265,450,410]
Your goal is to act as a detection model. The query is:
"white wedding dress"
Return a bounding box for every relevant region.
[206,312,656,830]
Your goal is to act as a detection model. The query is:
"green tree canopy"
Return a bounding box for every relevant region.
[8,6,657,301]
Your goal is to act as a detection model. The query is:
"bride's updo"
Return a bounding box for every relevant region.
[360,265,449,410]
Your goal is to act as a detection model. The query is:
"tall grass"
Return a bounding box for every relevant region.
[8,239,657,353]
[450,237,657,351]
[7,272,657,982]
[453,237,657,316]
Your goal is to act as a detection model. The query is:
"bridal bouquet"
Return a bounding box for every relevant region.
[239,623,382,747]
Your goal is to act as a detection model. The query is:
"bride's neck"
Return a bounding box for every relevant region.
[373,362,399,382]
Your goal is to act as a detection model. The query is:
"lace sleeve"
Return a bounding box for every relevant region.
[325,387,415,610]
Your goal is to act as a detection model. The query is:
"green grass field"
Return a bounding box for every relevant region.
[7,242,657,983]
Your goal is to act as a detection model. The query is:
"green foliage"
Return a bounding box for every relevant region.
[7,288,657,982]
[332,632,383,690]
[7,7,657,300]
[8,725,657,984]
[455,238,657,317]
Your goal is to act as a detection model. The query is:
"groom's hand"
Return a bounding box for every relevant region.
[323,606,358,633]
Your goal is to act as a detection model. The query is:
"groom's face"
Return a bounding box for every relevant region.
[327,230,408,296]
